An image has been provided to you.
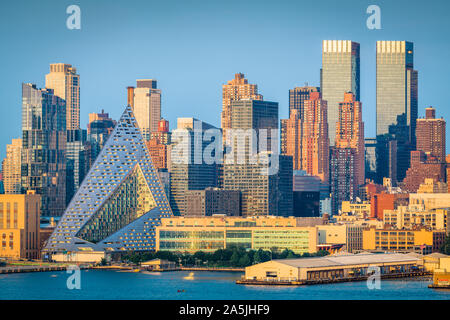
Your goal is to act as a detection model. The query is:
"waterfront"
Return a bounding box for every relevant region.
[0,270,449,300]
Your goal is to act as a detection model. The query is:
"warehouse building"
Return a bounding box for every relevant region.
[244,253,421,282]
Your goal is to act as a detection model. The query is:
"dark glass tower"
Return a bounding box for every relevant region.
[376,41,418,182]
[21,83,67,216]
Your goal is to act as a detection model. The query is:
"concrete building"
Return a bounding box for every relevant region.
[281,109,302,170]
[341,201,371,218]
[370,193,409,220]
[402,150,447,193]
[128,79,161,140]
[288,86,320,119]
[169,118,218,216]
[383,205,448,232]
[317,224,363,253]
[2,138,22,194]
[362,227,446,254]
[244,253,420,282]
[302,92,329,182]
[21,83,67,217]
[417,178,448,194]
[155,216,318,254]
[416,107,446,163]
[221,73,263,145]
[45,63,80,130]
[409,193,450,210]
[0,191,41,259]
[321,40,360,146]
[185,188,240,217]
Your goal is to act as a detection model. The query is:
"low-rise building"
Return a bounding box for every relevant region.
[341,201,371,218]
[362,227,446,254]
[409,193,450,210]
[383,205,448,231]
[317,224,363,253]
[0,191,41,259]
[243,253,421,282]
[155,216,318,254]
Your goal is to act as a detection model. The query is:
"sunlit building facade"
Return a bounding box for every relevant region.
[45,63,80,130]
[155,216,318,254]
[2,138,22,194]
[321,40,360,146]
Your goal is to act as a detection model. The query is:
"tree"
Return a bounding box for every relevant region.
[440,234,450,255]
[238,254,251,267]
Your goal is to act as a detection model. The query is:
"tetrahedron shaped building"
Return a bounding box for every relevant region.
[43,105,172,254]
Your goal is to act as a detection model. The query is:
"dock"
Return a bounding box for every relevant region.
[0,264,91,274]
[237,271,431,286]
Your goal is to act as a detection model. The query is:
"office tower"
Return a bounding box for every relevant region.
[402,151,446,193]
[364,138,377,182]
[87,109,116,135]
[335,92,365,186]
[281,109,302,170]
[289,86,320,119]
[21,83,66,217]
[128,79,161,140]
[228,99,279,156]
[376,136,397,185]
[2,138,22,194]
[321,40,360,146]
[86,110,116,170]
[0,191,41,259]
[330,93,365,214]
[43,105,172,254]
[169,118,218,216]
[185,188,241,217]
[66,129,87,205]
[376,41,418,182]
[301,92,329,182]
[292,170,330,217]
[224,152,293,216]
[45,63,80,130]
[416,107,446,163]
[330,147,357,214]
[221,73,263,144]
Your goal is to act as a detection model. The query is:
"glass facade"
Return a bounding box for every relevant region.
[321,40,360,146]
[376,41,418,182]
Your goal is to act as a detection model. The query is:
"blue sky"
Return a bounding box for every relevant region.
[0,0,449,160]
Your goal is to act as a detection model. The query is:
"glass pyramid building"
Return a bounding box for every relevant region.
[43,105,172,254]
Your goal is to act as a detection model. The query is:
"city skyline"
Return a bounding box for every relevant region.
[1,0,450,160]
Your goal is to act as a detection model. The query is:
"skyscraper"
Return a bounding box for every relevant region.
[169,118,219,216]
[228,99,278,156]
[416,107,446,163]
[335,92,365,186]
[86,110,117,170]
[45,63,80,130]
[376,41,418,182]
[330,92,365,214]
[301,92,329,182]
[281,109,302,170]
[128,79,161,140]
[66,129,87,205]
[221,73,263,144]
[21,83,66,217]
[321,40,360,146]
[2,138,22,194]
[43,105,172,254]
[289,86,320,119]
